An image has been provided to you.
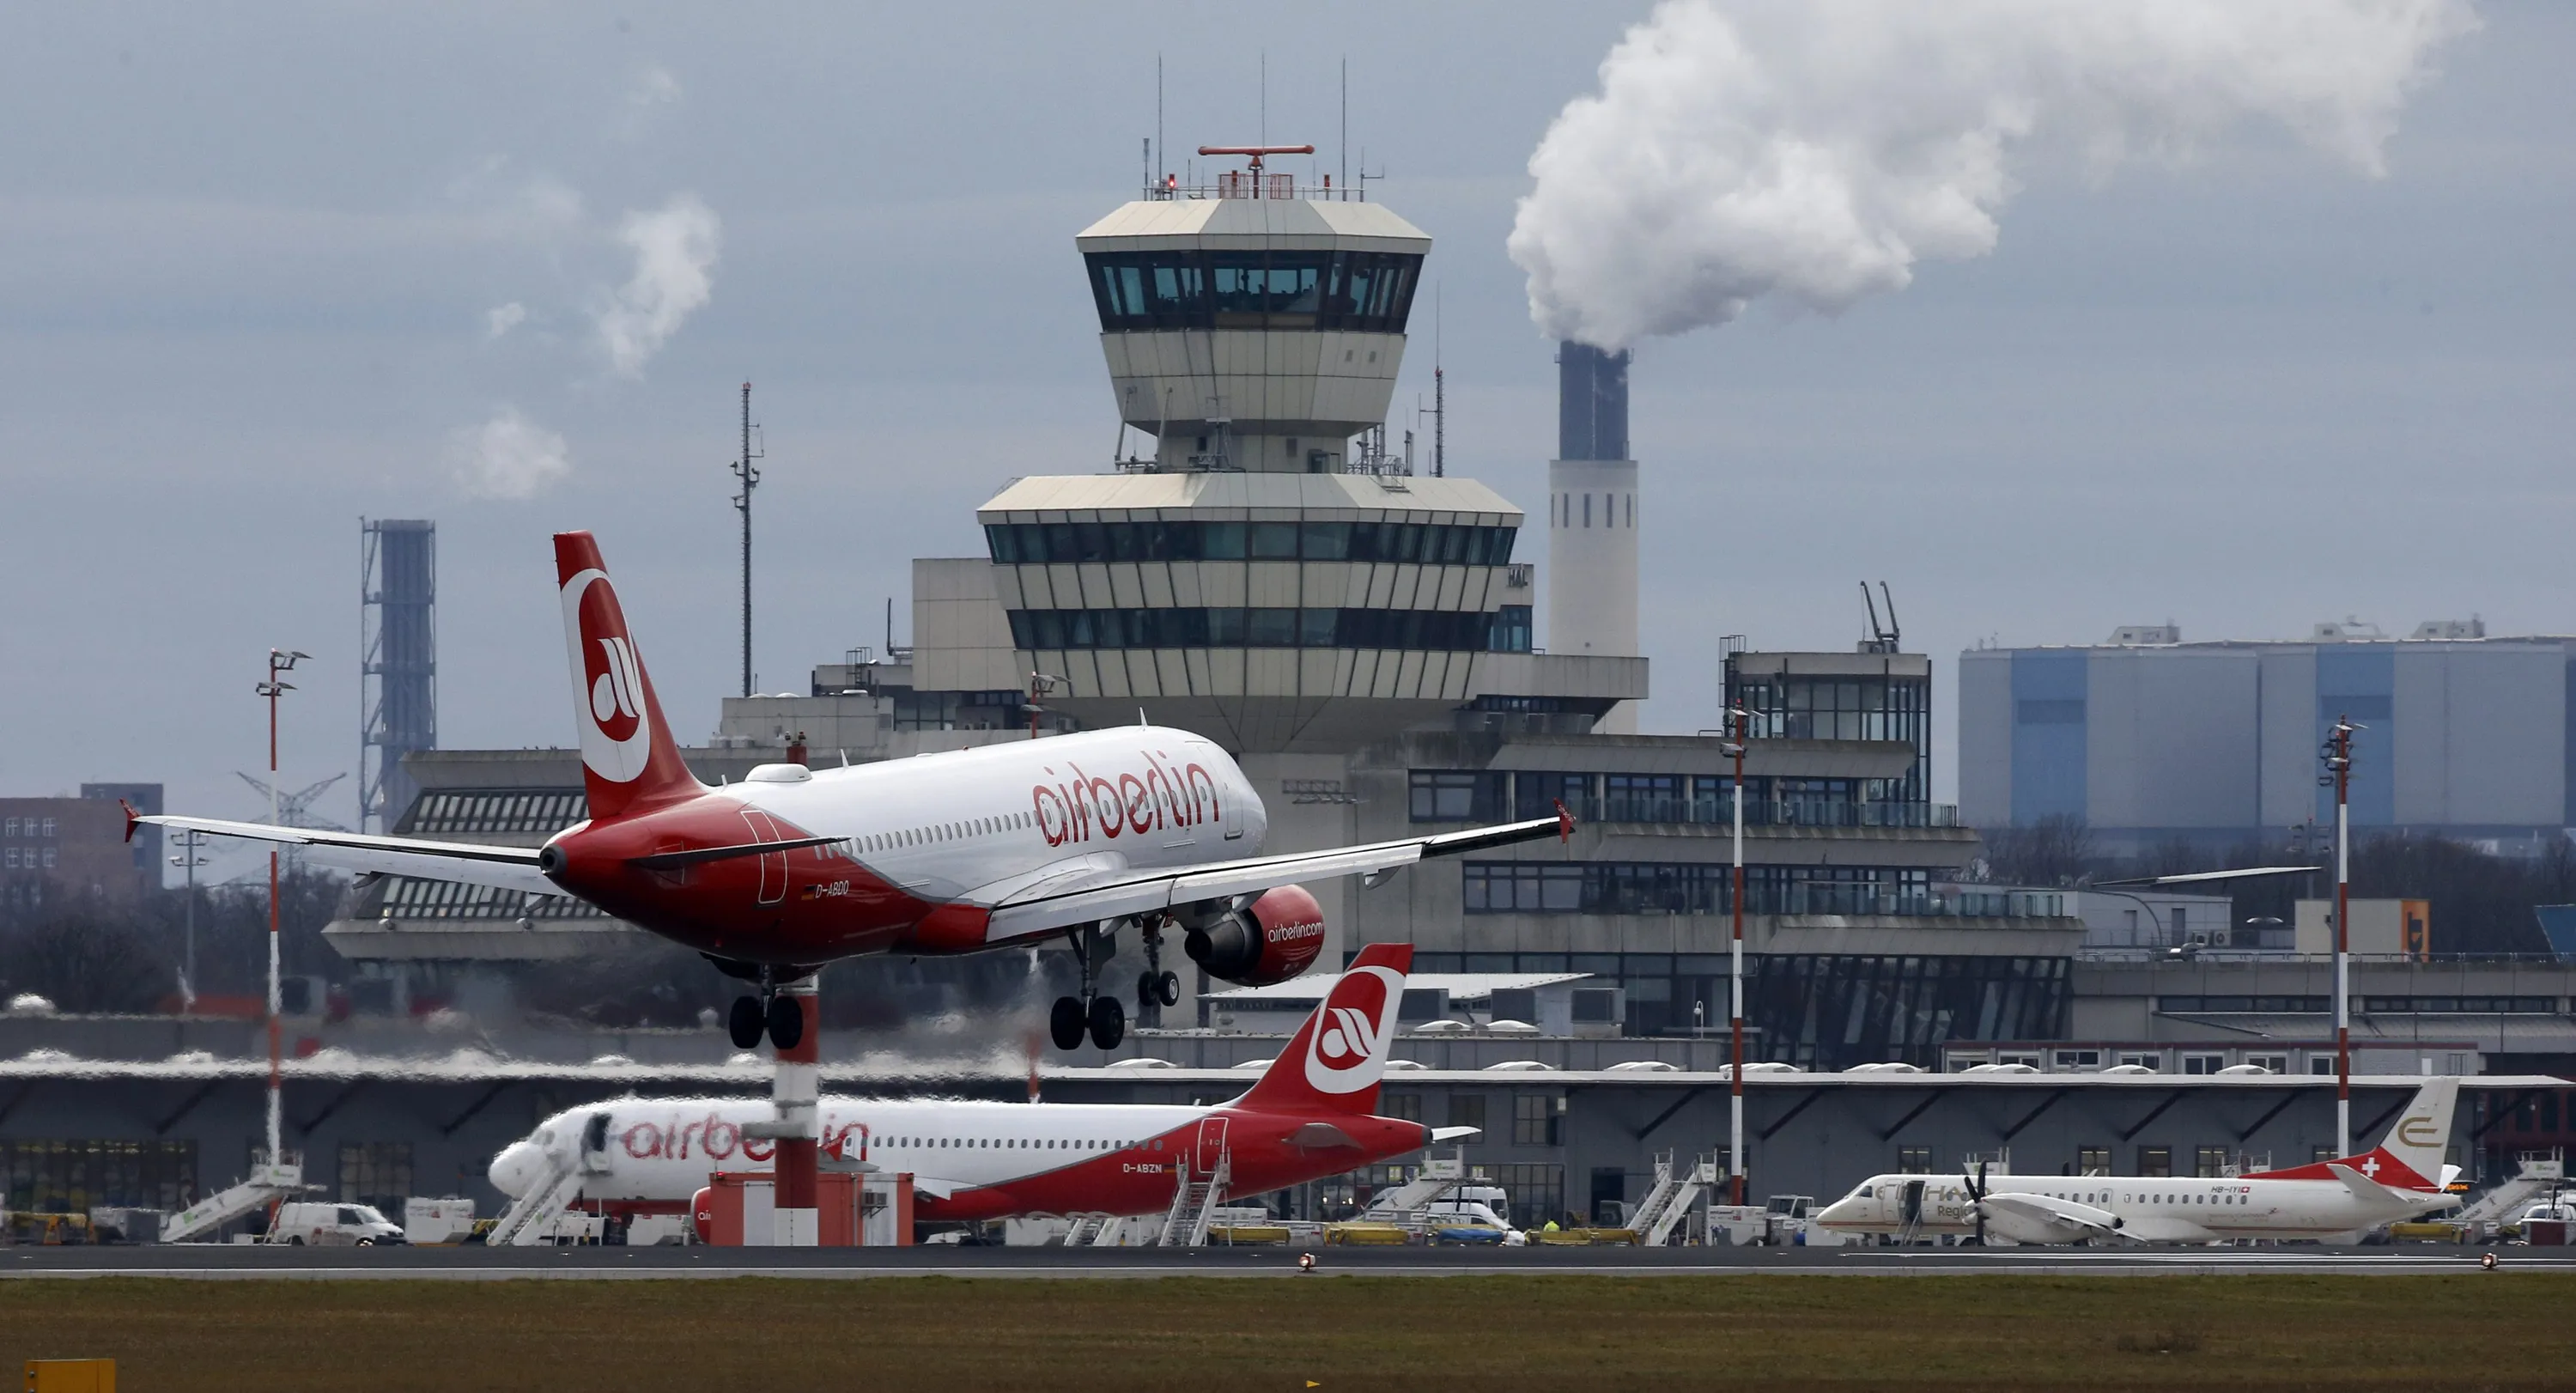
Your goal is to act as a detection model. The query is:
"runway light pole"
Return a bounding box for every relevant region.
[257,648,307,1167]
[1721,702,1752,1207]
[2322,715,2359,1158]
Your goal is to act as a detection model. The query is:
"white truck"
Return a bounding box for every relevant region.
[265,1202,407,1246]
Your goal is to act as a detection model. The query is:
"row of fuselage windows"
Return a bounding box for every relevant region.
[841,812,1037,858]
[1866,1181,2254,1210]
[1084,249,1423,333]
[985,520,1517,567]
[867,1133,1163,1154]
[1009,606,1520,653]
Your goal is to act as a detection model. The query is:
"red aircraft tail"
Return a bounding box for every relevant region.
[1232,943,1413,1117]
[555,532,700,821]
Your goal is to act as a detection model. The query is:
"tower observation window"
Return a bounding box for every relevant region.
[1084,251,1421,333]
[986,520,1514,567]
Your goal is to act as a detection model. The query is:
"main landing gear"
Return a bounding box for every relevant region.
[1052,919,1154,1053]
[723,965,807,1052]
[1138,921,1181,1018]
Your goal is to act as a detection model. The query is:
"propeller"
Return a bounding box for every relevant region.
[1964,1162,1990,1245]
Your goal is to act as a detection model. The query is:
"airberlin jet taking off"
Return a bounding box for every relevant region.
[141,532,1565,1051]
[488,945,1468,1232]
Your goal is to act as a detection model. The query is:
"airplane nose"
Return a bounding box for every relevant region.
[488,1140,544,1197]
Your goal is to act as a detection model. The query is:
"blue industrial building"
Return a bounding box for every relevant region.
[1959,624,2576,850]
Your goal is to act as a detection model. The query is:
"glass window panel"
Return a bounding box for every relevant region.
[1247,608,1297,647]
[1299,609,1339,647]
[1201,522,1245,559]
[1248,521,1298,558]
[1300,522,1350,560]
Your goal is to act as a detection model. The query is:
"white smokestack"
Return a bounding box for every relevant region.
[1509,0,2476,350]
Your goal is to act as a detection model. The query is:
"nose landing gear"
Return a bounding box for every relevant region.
[1050,920,1130,1052]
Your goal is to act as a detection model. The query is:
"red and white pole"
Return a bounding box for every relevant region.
[2329,716,2354,1157]
[255,648,302,1171]
[772,979,821,1246]
[1728,704,1748,1208]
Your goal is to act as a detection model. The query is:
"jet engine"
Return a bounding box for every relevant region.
[1179,884,1327,987]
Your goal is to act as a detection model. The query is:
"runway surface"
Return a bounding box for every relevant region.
[6,1242,2562,1280]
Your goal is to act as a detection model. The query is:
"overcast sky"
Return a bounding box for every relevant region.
[2,3,2567,881]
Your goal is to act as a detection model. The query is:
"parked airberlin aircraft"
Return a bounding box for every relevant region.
[139,533,1567,1052]
[488,944,1464,1228]
[1814,1078,2463,1244]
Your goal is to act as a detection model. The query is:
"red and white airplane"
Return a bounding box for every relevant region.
[1813,1078,2464,1244]
[487,943,1465,1232]
[140,532,1565,1052]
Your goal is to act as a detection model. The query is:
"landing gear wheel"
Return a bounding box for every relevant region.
[1050,996,1089,1051]
[1156,970,1181,1007]
[727,996,765,1050]
[1137,970,1160,1014]
[1087,994,1126,1051]
[765,995,804,1051]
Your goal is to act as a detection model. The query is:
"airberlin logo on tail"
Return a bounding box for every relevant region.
[1304,964,1400,1095]
[561,569,657,783]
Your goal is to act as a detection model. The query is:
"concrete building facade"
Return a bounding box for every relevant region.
[1959,625,2576,849]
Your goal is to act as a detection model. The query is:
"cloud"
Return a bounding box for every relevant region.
[449,407,570,499]
[594,193,720,376]
[1508,0,2479,350]
[483,301,526,340]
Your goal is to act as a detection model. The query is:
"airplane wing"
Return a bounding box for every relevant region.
[136,814,560,898]
[1973,1192,2123,1244]
[2113,1215,2222,1244]
[978,813,1570,943]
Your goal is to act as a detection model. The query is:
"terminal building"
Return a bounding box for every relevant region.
[331,157,2076,1073]
[1959,621,2576,851]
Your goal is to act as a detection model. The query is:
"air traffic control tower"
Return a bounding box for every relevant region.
[963,148,1646,753]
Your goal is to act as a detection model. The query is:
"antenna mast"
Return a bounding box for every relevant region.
[1432,284,1444,477]
[732,381,763,698]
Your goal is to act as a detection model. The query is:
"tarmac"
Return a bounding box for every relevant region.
[5,1242,2564,1280]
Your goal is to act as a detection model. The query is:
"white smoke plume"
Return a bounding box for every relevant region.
[450,407,571,499]
[1509,0,2477,349]
[595,193,721,376]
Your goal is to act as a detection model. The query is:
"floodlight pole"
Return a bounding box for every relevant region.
[2330,719,2355,1155]
[256,648,306,1167]
[1725,703,1750,1207]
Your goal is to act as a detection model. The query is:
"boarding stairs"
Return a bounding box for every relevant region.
[1060,1214,1117,1246]
[160,1156,303,1244]
[1152,1151,1231,1248]
[2458,1150,2565,1226]
[1630,1151,1719,1246]
[1363,1152,1465,1222]
[487,1153,585,1247]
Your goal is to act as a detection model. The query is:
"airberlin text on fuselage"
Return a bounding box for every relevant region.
[620,1114,868,1165]
[1033,751,1218,848]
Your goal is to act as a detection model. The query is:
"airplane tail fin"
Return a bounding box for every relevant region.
[556,532,700,821]
[1232,944,1412,1117]
[2377,1076,2459,1189]
[2245,1078,2459,1193]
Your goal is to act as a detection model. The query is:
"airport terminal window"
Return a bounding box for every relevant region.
[2361,995,2558,1014]
[1448,1094,1486,1137]
[0,1140,196,1215]
[987,520,1514,568]
[1489,605,1532,653]
[2157,995,2330,1014]
[1512,1094,1560,1147]
[1408,771,1505,824]
[1008,606,1494,652]
[403,790,587,836]
[2138,1147,2173,1177]
[2077,1147,2111,1176]
[338,1142,413,1214]
[380,876,603,922]
[2195,1147,2229,1178]
[1084,250,1421,332]
[1461,861,1933,916]
[1896,1147,1933,1174]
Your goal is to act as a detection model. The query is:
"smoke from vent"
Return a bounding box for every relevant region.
[1508,0,2476,350]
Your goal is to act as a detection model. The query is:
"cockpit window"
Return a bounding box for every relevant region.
[1855,1185,1874,1199]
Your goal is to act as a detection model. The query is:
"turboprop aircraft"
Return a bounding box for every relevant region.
[138,532,1567,1052]
[487,943,1467,1230]
[1814,1078,2462,1244]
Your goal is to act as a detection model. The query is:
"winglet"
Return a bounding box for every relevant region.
[118,799,139,844]
[1554,799,1575,842]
